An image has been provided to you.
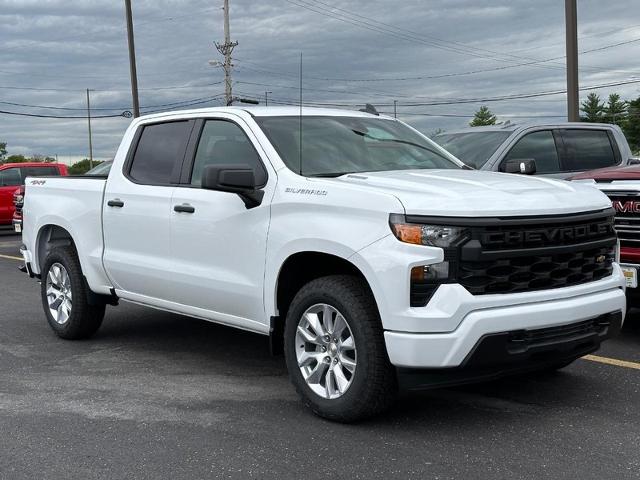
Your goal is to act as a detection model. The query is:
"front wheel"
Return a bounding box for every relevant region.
[41,246,105,339]
[284,275,397,422]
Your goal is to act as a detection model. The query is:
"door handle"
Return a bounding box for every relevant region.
[174,204,195,214]
[107,199,124,208]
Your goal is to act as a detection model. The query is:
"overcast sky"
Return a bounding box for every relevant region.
[1,0,639,161]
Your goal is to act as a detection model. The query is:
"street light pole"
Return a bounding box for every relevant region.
[565,0,579,122]
[124,0,140,118]
[86,89,94,169]
[265,91,272,106]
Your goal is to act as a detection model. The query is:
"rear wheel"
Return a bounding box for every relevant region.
[41,246,105,339]
[284,275,397,422]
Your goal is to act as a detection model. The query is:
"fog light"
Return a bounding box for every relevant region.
[411,262,450,281]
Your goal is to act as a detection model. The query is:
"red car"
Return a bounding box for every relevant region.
[0,162,68,230]
[571,164,640,303]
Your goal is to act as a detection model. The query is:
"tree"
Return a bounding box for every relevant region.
[604,93,627,125]
[623,96,640,154]
[68,158,102,175]
[4,154,28,163]
[469,106,497,127]
[580,92,605,122]
[0,141,6,162]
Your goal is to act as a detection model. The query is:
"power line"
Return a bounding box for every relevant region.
[0,80,223,93]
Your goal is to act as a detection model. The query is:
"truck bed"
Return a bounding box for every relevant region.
[22,176,111,294]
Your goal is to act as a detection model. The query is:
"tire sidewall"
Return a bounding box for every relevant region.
[284,281,379,415]
[41,248,82,336]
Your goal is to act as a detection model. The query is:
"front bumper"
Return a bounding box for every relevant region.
[384,283,625,368]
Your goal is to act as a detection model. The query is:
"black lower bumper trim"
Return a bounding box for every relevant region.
[398,311,623,390]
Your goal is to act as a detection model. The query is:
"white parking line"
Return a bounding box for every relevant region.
[0,254,22,261]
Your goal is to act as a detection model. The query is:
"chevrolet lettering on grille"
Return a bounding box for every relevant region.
[481,221,613,247]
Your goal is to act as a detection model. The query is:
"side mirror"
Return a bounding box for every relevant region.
[501,158,537,175]
[628,157,640,165]
[201,164,264,209]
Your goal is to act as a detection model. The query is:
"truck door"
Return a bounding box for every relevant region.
[103,120,194,299]
[168,117,273,328]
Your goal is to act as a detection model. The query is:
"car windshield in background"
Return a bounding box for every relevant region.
[433,131,511,169]
[85,161,113,176]
[256,116,461,177]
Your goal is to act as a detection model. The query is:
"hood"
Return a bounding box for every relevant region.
[569,164,640,181]
[335,169,612,217]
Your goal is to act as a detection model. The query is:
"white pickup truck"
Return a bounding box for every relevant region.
[20,106,626,422]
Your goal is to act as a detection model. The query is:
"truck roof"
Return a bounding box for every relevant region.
[0,162,67,169]
[133,106,391,122]
[570,164,640,181]
[437,122,617,136]
[132,106,393,120]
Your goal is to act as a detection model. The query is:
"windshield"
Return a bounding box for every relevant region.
[433,131,511,169]
[85,161,112,176]
[255,116,461,177]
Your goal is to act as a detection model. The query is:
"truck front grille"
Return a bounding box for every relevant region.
[407,209,617,303]
[458,245,614,295]
[604,194,640,249]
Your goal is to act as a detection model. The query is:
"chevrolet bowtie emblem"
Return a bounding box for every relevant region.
[596,255,606,263]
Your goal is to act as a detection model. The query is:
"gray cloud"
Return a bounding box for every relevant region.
[0,0,639,159]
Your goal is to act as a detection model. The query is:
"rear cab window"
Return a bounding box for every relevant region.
[560,129,619,172]
[128,121,193,185]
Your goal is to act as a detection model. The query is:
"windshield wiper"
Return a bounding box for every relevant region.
[307,172,353,178]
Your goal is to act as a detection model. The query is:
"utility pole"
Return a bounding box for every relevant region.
[124,0,140,118]
[215,0,238,106]
[565,0,579,122]
[86,89,94,169]
[393,100,397,118]
[265,91,272,106]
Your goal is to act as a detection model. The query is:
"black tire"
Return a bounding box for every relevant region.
[40,245,105,339]
[284,275,397,422]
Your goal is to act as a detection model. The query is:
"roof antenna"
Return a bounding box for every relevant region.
[299,52,303,176]
[359,103,379,116]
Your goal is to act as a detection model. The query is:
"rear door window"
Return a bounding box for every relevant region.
[129,121,193,185]
[560,129,618,172]
[502,130,561,174]
[0,168,22,186]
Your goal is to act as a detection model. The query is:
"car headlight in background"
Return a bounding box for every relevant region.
[389,214,468,248]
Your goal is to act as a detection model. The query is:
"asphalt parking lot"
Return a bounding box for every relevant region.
[0,229,638,479]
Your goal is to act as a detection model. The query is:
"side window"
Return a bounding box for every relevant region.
[190,120,267,186]
[503,130,560,174]
[129,121,192,184]
[561,129,617,171]
[0,168,22,187]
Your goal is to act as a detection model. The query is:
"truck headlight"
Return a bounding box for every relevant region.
[389,214,467,247]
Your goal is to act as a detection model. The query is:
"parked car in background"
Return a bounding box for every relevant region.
[571,164,640,305]
[85,161,113,176]
[0,162,67,229]
[432,123,637,178]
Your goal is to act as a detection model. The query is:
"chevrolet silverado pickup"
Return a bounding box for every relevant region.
[20,107,626,422]
[572,164,640,304]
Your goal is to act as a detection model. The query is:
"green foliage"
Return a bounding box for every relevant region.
[604,93,628,125]
[469,106,497,127]
[68,159,102,175]
[623,96,640,154]
[580,92,605,122]
[4,154,28,163]
[0,141,6,161]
